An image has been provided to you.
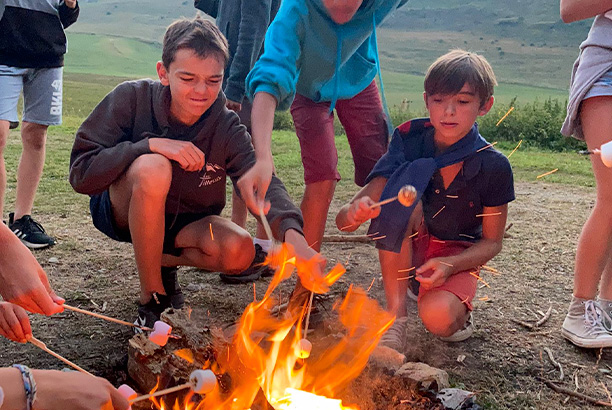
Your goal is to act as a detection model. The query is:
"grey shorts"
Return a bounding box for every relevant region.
[0,65,63,126]
[585,69,612,100]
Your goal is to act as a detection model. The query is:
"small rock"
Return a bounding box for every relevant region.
[395,362,449,391]
[48,257,59,264]
[186,283,203,292]
[456,354,466,363]
[436,388,479,409]
[369,345,406,372]
[98,268,107,274]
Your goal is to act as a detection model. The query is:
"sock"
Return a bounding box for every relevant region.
[253,238,272,253]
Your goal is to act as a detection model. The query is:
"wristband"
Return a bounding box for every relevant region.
[12,364,37,410]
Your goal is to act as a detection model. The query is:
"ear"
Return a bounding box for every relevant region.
[157,61,169,86]
[479,96,495,116]
[423,92,429,110]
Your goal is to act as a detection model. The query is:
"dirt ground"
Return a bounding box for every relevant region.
[1,180,610,409]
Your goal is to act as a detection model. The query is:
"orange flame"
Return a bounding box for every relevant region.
[156,243,393,409]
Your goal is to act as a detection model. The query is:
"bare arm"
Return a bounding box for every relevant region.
[335,177,387,232]
[236,92,277,213]
[416,204,507,290]
[560,0,612,22]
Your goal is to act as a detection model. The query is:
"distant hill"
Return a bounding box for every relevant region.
[65,0,593,100]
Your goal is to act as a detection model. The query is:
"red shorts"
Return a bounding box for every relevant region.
[413,234,480,311]
[289,81,388,187]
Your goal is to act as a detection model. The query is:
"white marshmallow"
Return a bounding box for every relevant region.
[398,185,417,207]
[296,338,312,359]
[189,369,217,394]
[600,140,612,168]
[153,321,172,335]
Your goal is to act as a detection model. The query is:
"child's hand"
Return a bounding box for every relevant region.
[346,197,381,226]
[149,138,206,172]
[415,258,455,290]
[0,302,32,343]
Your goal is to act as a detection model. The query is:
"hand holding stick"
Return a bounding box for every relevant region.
[130,370,216,403]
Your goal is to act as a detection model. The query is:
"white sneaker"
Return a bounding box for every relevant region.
[597,299,612,332]
[379,316,408,352]
[440,312,474,342]
[562,299,612,348]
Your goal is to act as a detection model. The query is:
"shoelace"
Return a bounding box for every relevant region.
[23,216,47,234]
[583,300,611,336]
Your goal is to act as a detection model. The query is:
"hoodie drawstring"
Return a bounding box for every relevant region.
[329,28,342,114]
[372,14,394,137]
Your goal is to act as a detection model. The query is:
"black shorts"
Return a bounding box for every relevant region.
[89,191,211,256]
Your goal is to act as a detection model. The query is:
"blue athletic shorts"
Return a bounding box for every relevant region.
[89,191,211,256]
[0,65,63,125]
[585,69,612,100]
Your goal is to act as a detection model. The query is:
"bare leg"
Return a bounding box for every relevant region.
[0,121,9,219]
[14,122,47,219]
[574,96,612,300]
[162,215,254,273]
[379,239,411,318]
[300,179,336,252]
[109,154,171,304]
[418,290,469,337]
[231,188,268,240]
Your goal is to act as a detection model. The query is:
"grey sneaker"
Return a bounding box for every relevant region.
[562,298,612,348]
[440,312,474,342]
[379,316,408,352]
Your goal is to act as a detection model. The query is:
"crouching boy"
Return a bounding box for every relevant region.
[69,17,318,328]
[336,50,514,351]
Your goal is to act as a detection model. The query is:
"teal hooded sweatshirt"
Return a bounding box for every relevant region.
[246,0,408,111]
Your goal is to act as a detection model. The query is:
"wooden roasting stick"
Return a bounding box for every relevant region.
[131,383,191,403]
[27,335,94,376]
[63,303,153,332]
[368,184,417,209]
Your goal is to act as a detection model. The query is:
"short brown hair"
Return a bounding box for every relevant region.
[162,16,229,69]
[424,49,497,107]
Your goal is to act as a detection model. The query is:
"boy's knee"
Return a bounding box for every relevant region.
[127,154,172,196]
[219,231,255,273]
[418,294,459,337]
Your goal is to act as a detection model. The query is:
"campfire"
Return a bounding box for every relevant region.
[134,242,395,409]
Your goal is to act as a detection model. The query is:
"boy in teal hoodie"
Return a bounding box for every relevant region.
[240,0,407,308]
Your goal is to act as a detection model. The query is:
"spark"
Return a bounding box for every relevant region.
[475,212,502,217]
[496,106,515,126]
[209,223,214,241]
[398,267,416,273]
[408,232,419,238]
[507,139,522,158]
[439,261,454,267]
[481,265,501,275]
[459,233,475,239]
[340,223,357,231]
[345,252,352,266]
[536,168,559,179]
[460,296,470,305]
[367,231,380,237]
[478,296,490,302]
[397,275,415,281]
[253,283,256,302]
[372,235,387,240]
[367,277,376,292]
[432,239,446,244]
[446,194,458,199]
[469,271,490,288]
[476,141,498,153]
[432,205,446,219]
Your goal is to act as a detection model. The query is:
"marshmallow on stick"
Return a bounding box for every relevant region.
[580,140,612,167]
[369,185,417,209]
[130,369,217,403]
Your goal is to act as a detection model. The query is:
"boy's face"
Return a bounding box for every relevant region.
[157,48,224,126]
[322,0,363,24]
[424,83,494,145]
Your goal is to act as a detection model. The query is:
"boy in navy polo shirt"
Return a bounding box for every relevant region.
[336,50,514,351]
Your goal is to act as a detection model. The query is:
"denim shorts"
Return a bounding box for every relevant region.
[584,69,612,100]
[90,190,211,256]
[0,65,63,125]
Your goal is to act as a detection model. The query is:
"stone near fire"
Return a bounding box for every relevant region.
[395,362,450,391]
[368,345,406,372]
[436,388,478,409]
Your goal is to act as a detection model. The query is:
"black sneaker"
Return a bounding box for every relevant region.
[134,293,172,333]
[8,213,56,249]
[161,266,184,309]
[219,244,274,284]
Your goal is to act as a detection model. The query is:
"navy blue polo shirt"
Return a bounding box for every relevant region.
[367,118,515,243]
